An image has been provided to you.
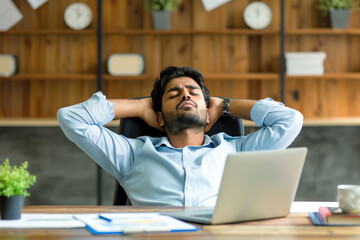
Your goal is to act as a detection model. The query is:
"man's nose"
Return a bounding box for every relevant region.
[181,90,191,100]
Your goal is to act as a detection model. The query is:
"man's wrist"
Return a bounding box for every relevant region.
[222,98,235,119]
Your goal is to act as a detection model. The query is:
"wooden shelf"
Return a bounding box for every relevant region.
[205,73,278,80]
[103,74,156,81]
[0,29,279,36]
[286,73,360,79]
[103,29,279,35]
[1,73,279,81]
[103,73,279,81]
[0,73,96,80]
[286,28,360,35]
[0,29,96,35]
[0,118,59,126]
[303,118,360,126]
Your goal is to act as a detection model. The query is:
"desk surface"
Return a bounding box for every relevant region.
[1,205,360,239]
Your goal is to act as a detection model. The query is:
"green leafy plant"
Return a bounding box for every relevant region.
[0,159,36,197]
[318,0,360,15]
[144,0,182,11]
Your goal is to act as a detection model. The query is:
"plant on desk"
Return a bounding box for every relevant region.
[0,159,36,220]
[317,0,360,28]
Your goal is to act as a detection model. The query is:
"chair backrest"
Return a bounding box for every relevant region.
[113,106,244,205]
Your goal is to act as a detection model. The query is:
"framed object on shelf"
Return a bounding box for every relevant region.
[285,52,326,76]
[0,54,16,77]
[107,54,145,76]
[0,0,23,31]
[27,0,48,9]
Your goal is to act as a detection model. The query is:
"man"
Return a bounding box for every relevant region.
[58,66,303,206]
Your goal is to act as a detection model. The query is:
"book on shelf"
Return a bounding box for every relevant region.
[309,206,360,226]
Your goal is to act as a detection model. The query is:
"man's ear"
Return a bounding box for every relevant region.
[206,108,210,124]
[156,111,165,127]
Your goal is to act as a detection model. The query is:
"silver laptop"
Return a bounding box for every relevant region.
[163,147,307,224]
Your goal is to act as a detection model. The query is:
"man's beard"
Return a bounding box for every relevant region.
[162,110,207,135]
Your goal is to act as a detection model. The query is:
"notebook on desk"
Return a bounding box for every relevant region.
[163,147,308,225]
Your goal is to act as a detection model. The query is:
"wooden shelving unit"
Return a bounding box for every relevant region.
[284,0,360,118]
[0,0,282,119]
[1,0,359,119]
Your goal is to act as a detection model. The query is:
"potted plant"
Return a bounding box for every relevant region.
[317,0,360,28]
[145,0,182,29]
[0,159,36,220]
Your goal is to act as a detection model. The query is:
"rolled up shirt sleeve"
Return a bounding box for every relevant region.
[57,92,131,182]
[242,98,303,151]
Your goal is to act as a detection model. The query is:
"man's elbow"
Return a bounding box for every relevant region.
[57,107,69,127]
[289,109,303,135]
[57,107,78,134]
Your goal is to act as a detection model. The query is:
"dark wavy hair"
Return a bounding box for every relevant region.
[151,66,210,113]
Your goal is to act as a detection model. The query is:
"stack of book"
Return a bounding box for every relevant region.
[309,206,360,226]
[285,52,326,76]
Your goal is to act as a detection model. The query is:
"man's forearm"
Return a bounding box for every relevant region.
[108,98,144,120]
[227,99,257,120]
[108,98,162,131]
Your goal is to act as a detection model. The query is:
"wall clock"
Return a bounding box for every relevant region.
[243,1,272,30]
[64,2,93,30]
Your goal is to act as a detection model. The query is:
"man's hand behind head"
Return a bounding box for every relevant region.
[204,97,223,133]
[139,98,164,132]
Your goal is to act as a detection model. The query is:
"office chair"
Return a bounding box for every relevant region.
[113,101,244,205]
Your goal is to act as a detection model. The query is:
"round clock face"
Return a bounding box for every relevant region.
[64,2,93,30]
[243,1,272,30]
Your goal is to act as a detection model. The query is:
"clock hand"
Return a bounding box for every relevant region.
[255,6,260,17]
[76,6,82,18]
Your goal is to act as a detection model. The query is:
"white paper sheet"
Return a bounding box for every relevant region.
[290,201,339,213]
[0,214,85,228]
[0,0,23,31]
[201,0,231,12]
[27,0,48,9]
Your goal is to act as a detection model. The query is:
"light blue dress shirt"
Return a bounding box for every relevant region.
[57,92,303,206]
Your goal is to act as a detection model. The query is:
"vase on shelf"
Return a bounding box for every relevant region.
[329,9,351,29]
[152,11,171,30]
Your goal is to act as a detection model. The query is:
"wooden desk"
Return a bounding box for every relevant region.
[1,205,360,239]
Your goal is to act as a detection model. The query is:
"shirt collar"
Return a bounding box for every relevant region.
[154,135,214,148]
